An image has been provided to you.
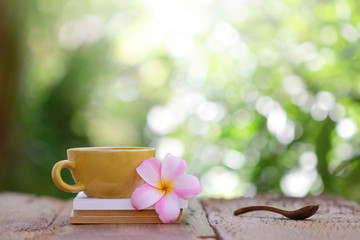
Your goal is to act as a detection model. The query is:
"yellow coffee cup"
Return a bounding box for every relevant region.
[51,147,155,198]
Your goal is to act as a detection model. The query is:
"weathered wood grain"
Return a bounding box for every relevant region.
[2,192,359,240]
[181,198,216,239]
[201,194,360,240]
[0,191,67,240]
[0,192,215,240]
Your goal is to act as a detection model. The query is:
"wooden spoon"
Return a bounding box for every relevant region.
[234,204,319,220]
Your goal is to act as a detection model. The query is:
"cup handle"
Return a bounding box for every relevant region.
[51,160,85,193]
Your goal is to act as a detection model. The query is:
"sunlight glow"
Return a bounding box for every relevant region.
[167,35,194,58]
[267,109,287,134]
[341,23,359,43]
[336,118,357,139]
[316,91,335,111]
[336,2,351,20]
[280,168,318,197]
[197,101,227,122]
[59,15,103,50]
[146,0,210,35]
[206,22,240,53]
[201,166,240,197]
[310,105,328,121]
[283,75,305,96]
[320,26,338,45]
[222,149,245,170]
[256,96,280,117]
[277,121,295,145]
[154,137,184,159]
[299,151,318,171]
[292,42,318,64]
[147,105,186,135]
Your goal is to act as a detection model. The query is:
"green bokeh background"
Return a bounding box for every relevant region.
[1,0,359,202]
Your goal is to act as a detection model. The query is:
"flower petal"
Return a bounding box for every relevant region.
[131,183,164,210]
[161,153,187,182]
[172,174,202,199]
[136,157,162,188]
[155,191,180,224]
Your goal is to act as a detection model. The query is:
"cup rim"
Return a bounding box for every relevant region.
[67,146,155,152]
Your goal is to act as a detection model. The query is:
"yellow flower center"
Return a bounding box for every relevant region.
[160,179,173,195]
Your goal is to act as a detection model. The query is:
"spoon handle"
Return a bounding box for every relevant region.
[234,206,289,216]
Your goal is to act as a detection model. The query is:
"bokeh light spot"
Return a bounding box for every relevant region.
[336,118,357,139]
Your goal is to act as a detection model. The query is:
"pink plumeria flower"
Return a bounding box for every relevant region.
[131,153,202,223]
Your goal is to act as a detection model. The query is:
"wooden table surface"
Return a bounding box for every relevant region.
[0,192,359,240]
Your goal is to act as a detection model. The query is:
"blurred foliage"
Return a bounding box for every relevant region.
[2,0,360,202]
